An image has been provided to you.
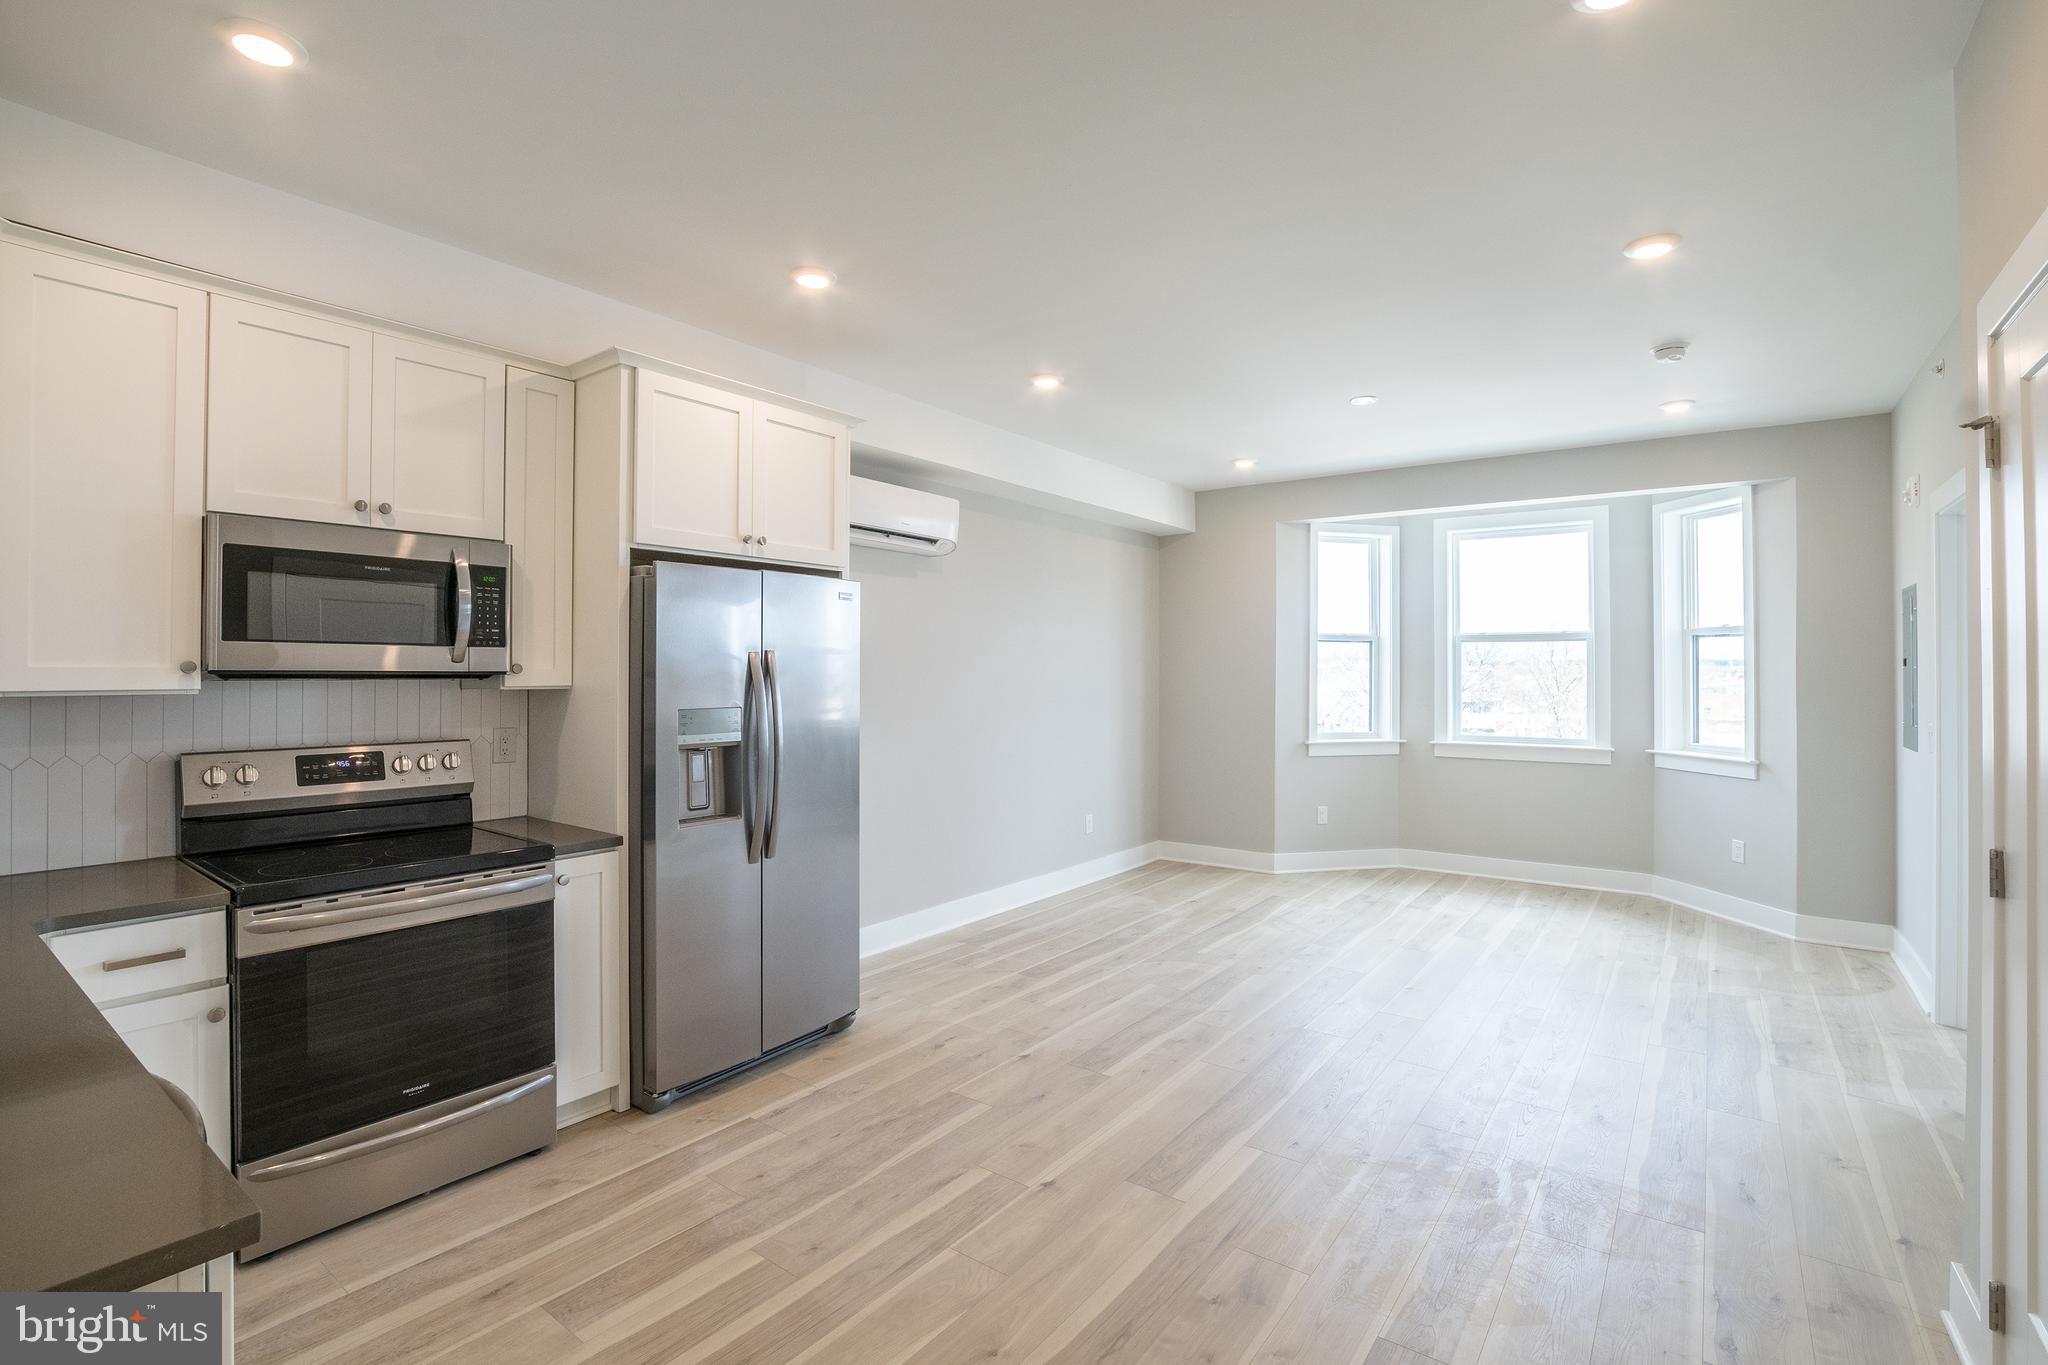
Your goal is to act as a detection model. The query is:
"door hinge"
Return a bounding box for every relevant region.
[1988,1279,2007,1333]
[1990,848,2008,900]
[1963,415,2002,469]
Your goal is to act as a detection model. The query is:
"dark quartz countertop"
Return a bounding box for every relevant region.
[0,858,260,1290]
[475,816,624,860]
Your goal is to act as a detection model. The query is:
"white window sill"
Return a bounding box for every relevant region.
[1432,741,1613,766]
[1648,749,1759,779]
[1305,738,1402,757]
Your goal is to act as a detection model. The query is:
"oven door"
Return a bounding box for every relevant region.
[232,865,554,1164]
[205,512,510,677]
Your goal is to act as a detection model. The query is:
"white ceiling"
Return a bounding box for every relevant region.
[0,0,1977,490]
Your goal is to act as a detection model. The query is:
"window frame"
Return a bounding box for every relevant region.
[1307,523,1401,755]
[1652,486,1758,778]
[1432,505,1612,764]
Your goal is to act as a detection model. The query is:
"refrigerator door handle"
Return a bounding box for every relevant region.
[763,648,784,858]
[745,649,769,864]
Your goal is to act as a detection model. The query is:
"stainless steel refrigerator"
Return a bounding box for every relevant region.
[629,561,860,1111]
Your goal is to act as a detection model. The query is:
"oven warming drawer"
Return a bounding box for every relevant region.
[235,1067,555,1261]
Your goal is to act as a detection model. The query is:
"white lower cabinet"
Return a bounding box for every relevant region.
[553,849,625,1118]
[102,984,232,1165]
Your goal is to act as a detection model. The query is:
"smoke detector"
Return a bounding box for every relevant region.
[1652,342,1689,364]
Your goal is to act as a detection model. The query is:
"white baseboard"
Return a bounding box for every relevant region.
[859,843,1158,958]
[1151,842,1896,951]
[1891,928,1938,1016]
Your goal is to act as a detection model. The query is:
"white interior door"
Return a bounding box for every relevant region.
[1965,210,2048,1365]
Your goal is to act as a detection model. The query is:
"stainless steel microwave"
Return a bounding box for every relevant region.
[204,513,511,678]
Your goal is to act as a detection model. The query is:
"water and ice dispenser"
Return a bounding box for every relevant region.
[676,707,744,821]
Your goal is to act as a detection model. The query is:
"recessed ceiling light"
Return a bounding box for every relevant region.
[221,20,305,67]
[1030,373,1063,391]
[1660,398,1697,416]
[789,267,836,290]
[1348,395,1380,407]
[1233,457,1258,471]
[1623,233,1681,261]
[1571,0,1632,11]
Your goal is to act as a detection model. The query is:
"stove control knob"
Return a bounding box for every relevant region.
[392,754,414,774]
[234,764,260,786]
[200,764,229,789]
[442,752,463,771]
[418,753,439,771]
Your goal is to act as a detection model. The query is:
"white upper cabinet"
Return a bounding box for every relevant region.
[0,245,207,693]
[633,370,753,556]
[504,368,575,689]
[372,334,506,538]
[631,368,850,571]
[751,402,849,569]
[209,298,506,538]
[208,296,374,526]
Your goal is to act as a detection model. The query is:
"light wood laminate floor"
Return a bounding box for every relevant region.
[236,862,1968,1365]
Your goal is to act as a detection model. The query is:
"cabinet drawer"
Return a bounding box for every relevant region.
[42,912,227,1005]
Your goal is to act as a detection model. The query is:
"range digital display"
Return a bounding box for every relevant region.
[294,750,386,786]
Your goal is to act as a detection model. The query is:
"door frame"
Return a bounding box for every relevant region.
[1955,194,2048,1365]
[1933,473,1970,1030]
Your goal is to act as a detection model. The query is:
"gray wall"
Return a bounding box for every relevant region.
[1161,414,1895,925]
[1890,322,1972,978]
[852,476,1159,925]
[0,679,529,875]
[1956,0,2048,330]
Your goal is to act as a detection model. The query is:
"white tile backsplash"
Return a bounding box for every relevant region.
[0,679,529,876]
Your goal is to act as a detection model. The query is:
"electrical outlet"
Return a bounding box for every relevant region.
[1730,839,1745,864]
[1084,813,1094,835]
[1316,805,1329,826]
[493,727,518,764]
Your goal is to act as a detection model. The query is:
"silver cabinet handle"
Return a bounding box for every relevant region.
[239,1071,554,1183]
[104,947,186,973]
[762,648,784,858]
[741,534,754,544]
[757,536,768,546]
[377,501,393,515]
[510,663,523,675]
[179,660,198,674]
[354,499,369,512]
[206,1006,225,1024]
[449,551,474,665]
[555,873,569,886]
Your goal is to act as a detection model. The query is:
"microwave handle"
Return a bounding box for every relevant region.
[450,551,474,664]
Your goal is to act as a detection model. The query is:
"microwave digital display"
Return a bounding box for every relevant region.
[295,751,387,786]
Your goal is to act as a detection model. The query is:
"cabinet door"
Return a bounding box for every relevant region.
[0,246,207,693]
[103,984,231,1164]
[751,403,850,570]
[371,334,506,538]
[632,370,753,556]
[504,369,575,689]
[208,296,374,526]
[553,850,624,1111]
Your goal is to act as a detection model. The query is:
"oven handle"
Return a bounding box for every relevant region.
[237,868,553,956]
[237,1070,554,1183]
[449,551,474,665]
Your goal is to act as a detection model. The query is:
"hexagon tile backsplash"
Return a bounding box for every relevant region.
[0,679,529,876]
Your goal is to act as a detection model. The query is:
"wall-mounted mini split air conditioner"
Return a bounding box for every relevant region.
[849,475,959,556]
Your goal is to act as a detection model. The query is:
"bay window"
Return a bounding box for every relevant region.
[1309,524,1399,754]
[1434,506,1611,762]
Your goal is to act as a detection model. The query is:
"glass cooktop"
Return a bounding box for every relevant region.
[183,825,549,907]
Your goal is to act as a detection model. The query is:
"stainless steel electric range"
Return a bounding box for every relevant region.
[177,739,557,1261]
